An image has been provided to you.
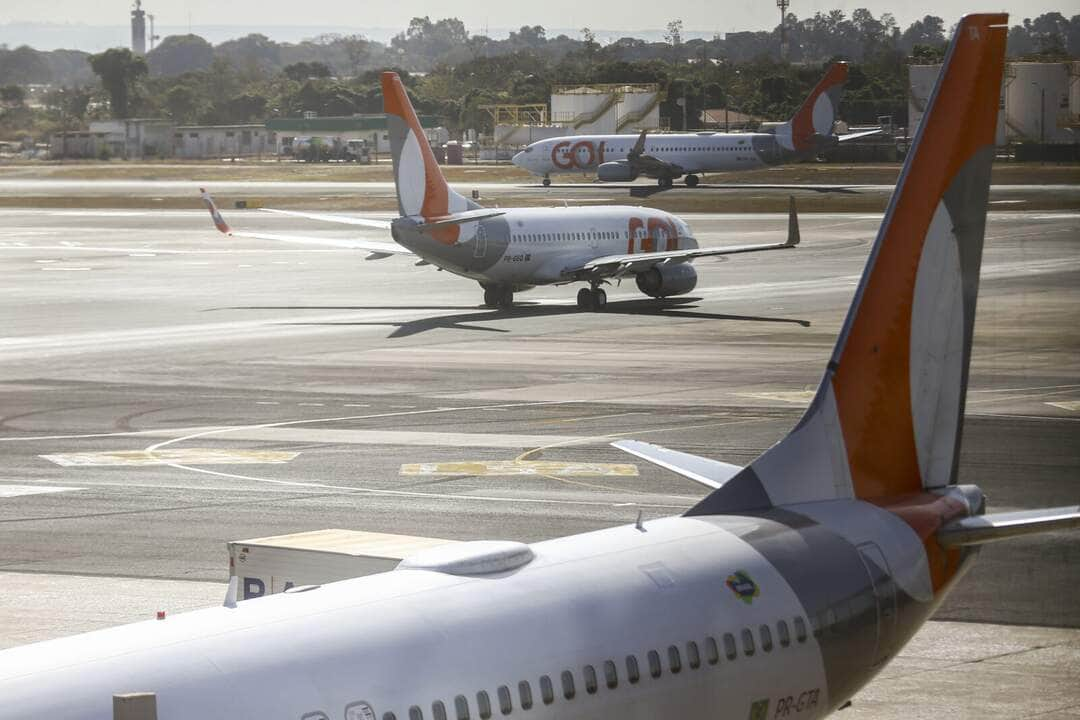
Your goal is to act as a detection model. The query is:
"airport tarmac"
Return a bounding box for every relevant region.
[0,206,1077,713]
[2,178,1077,213]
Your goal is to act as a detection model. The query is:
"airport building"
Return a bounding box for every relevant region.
[266,114,447,158]
[910,61,1080,153]
[173,124,276,159]
[49,118,172,160]
[50,114,446,161]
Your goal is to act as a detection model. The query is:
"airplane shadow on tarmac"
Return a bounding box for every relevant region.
[217,298,811,339]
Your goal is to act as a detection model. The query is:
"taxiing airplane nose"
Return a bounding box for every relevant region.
[511,151,526,168]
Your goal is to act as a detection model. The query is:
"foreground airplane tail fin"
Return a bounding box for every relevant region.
[689,14,1008,515]
[776,62,849,153]
[382,71,479,244]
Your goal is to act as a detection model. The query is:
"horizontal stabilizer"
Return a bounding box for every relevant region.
[260,208,392,229]
[937,506,1080,547]
[413,209,506,234]
[611,440,742,490]
[837,128,883,143]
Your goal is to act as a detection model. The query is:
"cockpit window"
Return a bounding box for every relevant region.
[524,147,533,153]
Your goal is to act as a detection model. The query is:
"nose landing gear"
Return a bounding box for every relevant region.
[542,174,551,187]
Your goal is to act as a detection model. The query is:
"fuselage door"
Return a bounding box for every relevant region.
[474,222,488,258]
[589,227,599,250]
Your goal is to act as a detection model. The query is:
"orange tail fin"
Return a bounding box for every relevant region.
[690,14,1008,514]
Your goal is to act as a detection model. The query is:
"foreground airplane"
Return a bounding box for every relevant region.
[3,14,1078,720]
[201,75,800,311]
[513,62,878,187]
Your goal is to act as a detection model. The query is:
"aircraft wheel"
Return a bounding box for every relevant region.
[576,287,593,310]
[591,288,607,311]
[542,176,551,187]
[658,177,674,189]
[496,287,514,309]
[685,174,699,188]
[483,286,499,307]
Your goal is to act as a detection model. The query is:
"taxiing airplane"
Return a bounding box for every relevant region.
[513,62,879,187]
[3,14,1078,720]
[201,73,800,311]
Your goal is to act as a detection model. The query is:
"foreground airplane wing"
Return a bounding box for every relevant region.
[200,189,413,258]
[259,208,392,229]
[611,440,742,490]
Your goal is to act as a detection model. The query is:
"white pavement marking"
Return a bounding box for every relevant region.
[0,484,82,498]
[737,390,816,404]
[40,449,300,467]
[400,461,640,477]
[1046,401,1080,412]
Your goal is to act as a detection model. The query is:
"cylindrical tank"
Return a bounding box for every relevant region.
[1006,62,1070,144]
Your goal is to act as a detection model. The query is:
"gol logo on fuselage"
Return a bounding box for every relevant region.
[551,140,607,170]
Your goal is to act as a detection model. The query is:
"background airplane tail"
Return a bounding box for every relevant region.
[776,62,848,153]
[689,14,1008,514]
[381,72,478,235]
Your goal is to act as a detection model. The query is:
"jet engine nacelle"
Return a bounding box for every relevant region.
[635,263,698,298]
[597,161,638,182]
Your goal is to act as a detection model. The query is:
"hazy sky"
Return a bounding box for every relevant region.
[0,0,1058,37]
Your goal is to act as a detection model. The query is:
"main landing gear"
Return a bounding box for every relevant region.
[483,284,514,309]
[657,177,675,189]
[684,174,699,187]
[576,284,607,311]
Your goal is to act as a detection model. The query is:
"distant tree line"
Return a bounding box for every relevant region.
[0,10,1077,142]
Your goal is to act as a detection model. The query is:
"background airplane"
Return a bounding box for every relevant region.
[2,15,1077,720]
[513,62,879,187]
[203,73,800,311]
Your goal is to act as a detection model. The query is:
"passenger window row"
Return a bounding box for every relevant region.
[383,616,808,720]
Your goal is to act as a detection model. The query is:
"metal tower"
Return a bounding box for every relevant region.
[777,0,790,60]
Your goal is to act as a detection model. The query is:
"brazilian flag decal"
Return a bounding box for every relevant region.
[749,698,770,720]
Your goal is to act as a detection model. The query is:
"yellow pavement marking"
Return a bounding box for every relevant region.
[400,461,639,477]
[1046,401,1080,412]
[40,449,300,467]
[737,390,816,404]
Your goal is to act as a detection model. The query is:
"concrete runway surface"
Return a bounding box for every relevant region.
[0,206,1077,715]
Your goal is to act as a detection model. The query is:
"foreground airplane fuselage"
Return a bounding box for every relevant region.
[0,507,953,719]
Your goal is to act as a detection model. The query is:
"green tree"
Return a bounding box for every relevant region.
[900,16,946,52]
[148,35,214,76]
[164,84,204,123]
[283,62,332,81]
[88,48,148,118]
[0,84,26,107]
